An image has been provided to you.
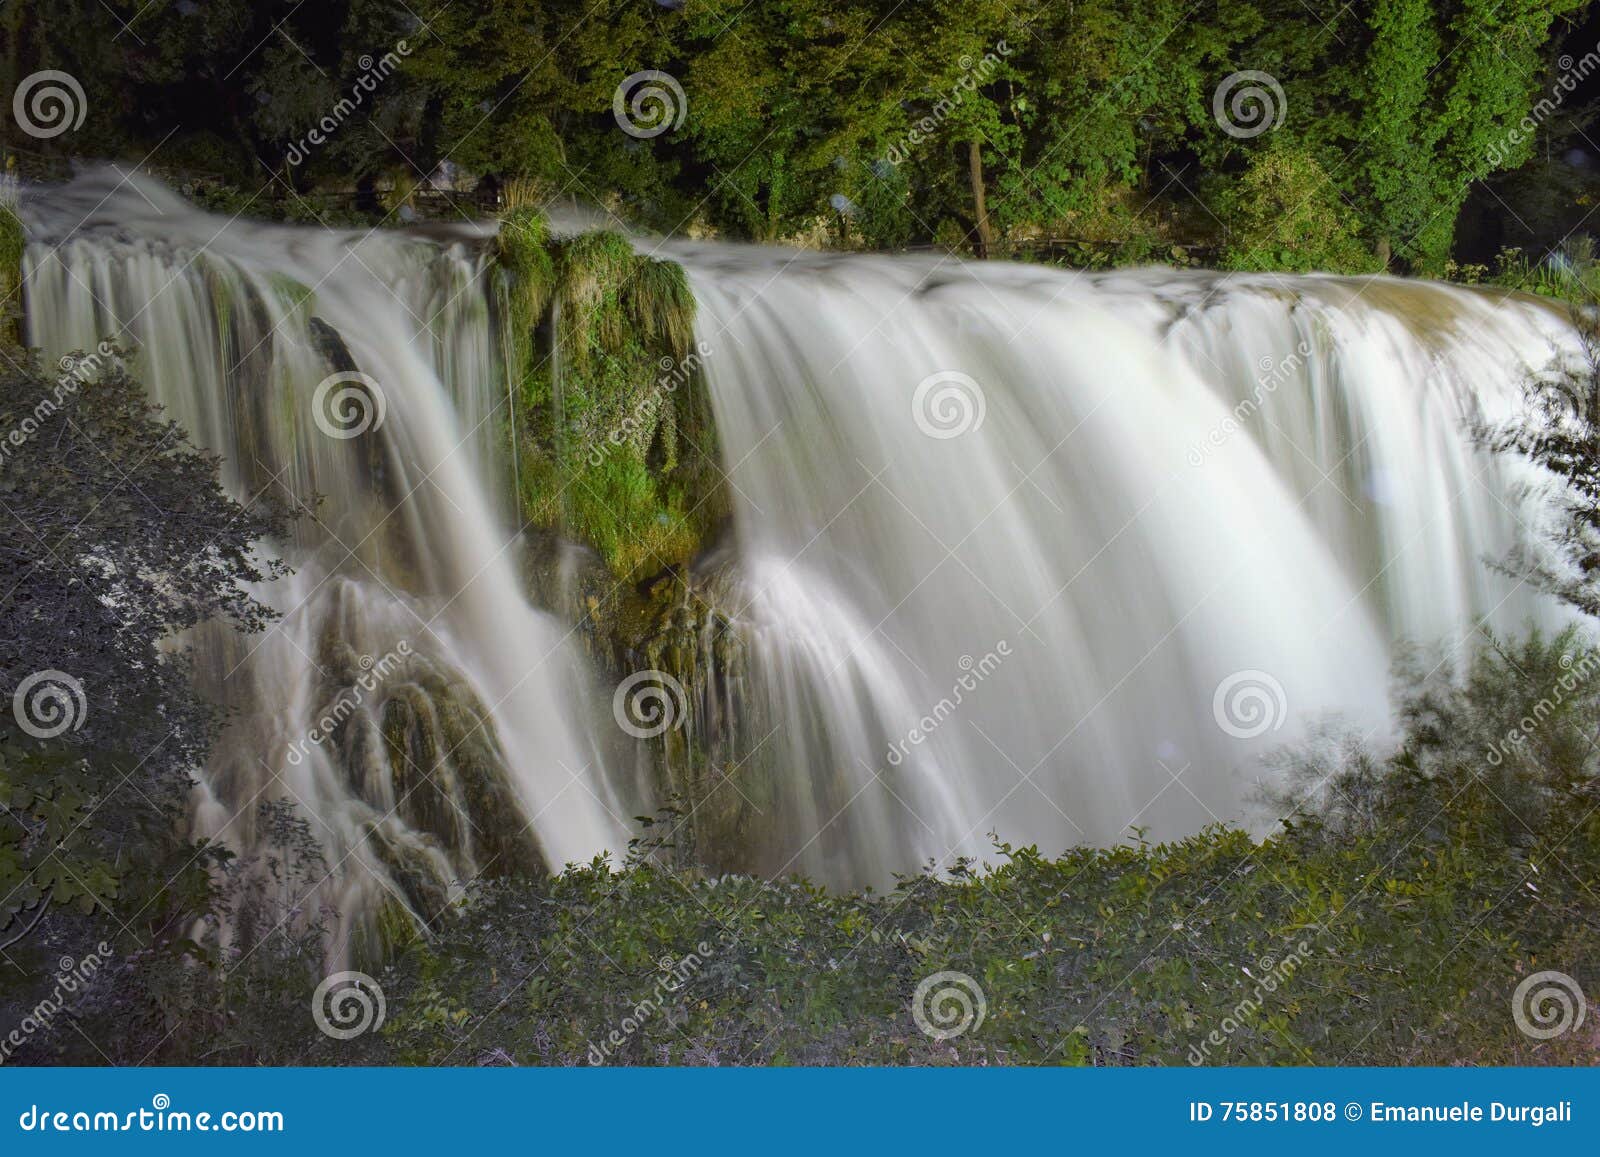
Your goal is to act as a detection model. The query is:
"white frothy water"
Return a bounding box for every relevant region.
[21,170,625,951]
[14,170,1577,913]
[669,247,1573,880]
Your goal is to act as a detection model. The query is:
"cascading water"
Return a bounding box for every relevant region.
[20,170,627,955]
[15,169,1578,923]
[668,249,1574,882]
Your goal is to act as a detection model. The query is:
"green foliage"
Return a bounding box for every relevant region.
[1483,298,1600,617]
[4,0,1590,269]
[0,192,21,340]
[25,629,1591,1066]
[0,343,289,962]
[496,210,721,578]
[1219,143,1381,273]
[360,630,1600,1066]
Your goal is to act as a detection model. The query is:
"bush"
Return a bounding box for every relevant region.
[1220,145,1381,275]
[23,632,1594,1067]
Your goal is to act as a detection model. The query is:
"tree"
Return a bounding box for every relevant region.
[0,342,289,954]
[1219,142,1378,273]
[1335,0,1587,271]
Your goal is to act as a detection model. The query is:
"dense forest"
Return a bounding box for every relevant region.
[4,0,1600,272]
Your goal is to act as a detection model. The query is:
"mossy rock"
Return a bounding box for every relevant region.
[495,209,726,579]
[0,196,24,343]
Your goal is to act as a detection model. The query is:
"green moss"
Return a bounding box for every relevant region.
[0,194,25,343]
[496,210,724,579]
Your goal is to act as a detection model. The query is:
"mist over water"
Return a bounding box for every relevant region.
[15,170,1576,931]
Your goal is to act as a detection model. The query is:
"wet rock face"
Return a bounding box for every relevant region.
[521,527,774,873]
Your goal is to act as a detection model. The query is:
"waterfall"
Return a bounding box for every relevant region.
[669,249,1573,881]
[20,170,626,955]
[15,169,1577,923]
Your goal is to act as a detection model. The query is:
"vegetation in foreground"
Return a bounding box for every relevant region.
[4,617,1599,1065]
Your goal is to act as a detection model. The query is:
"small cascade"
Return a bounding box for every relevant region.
[20,170,626,956]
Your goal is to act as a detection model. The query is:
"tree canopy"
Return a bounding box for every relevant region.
[2,0,1594,270]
